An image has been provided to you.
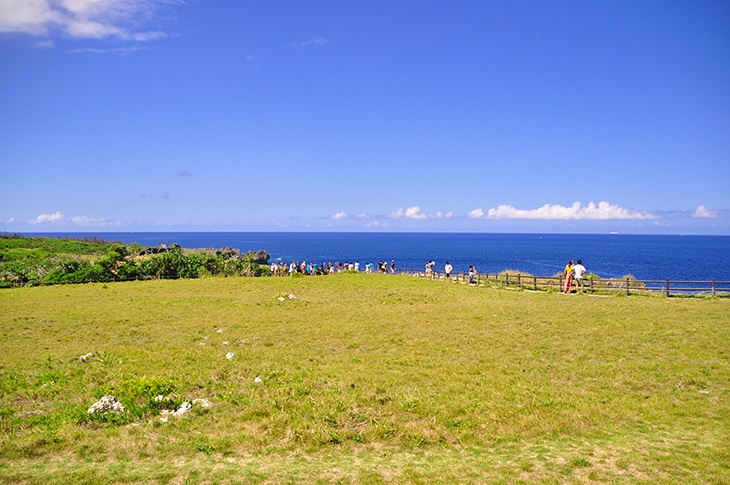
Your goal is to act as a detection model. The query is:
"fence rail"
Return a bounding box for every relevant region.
[395,268,730,297]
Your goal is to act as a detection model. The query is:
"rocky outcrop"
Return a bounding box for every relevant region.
[247,250,270,264]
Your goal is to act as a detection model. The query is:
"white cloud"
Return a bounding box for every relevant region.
[28,211,121,227]
[387,206,454,220]
[387,206,426,219]
[469,202,655,220]
[286,36,330,49]
[0,0,179,43]
[355,213,369,219]
[29,211,65,224]
[330,211,348,220]
[692,205,719,219]
[70,216,121,227]
[467,208,485,219]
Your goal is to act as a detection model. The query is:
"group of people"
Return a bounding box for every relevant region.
[271,258,587,291]
[428,261,477,284]
[270,260,396,276]
[563,259,587,293]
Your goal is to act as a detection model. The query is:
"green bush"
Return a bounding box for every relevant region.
[1,235,270,286]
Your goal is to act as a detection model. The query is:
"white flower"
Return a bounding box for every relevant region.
[254,376,263,383]
[217,328,224,333]
[226,352,234,360]
[277,297,286,301]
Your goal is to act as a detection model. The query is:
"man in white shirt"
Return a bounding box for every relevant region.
[573,259,587,293]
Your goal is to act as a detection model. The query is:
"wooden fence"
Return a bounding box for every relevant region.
[395,268,730,297]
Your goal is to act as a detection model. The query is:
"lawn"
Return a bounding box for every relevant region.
[0,274,728,483]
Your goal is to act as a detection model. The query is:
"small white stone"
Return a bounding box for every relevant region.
[193,398,212,409]
[254,376,263,383]
[173,402,192,416]
[226,352,234,360]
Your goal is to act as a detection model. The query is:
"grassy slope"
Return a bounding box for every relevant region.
[0,275,728,483]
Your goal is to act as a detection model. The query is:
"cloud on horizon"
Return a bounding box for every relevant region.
[0,0,180,45]
[469,202,655,220]
[28,211,120,227]
[692,205,719,219]
[387,206,453,220]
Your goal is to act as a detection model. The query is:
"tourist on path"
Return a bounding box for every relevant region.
[444,262,453,280]
[563,260,574,293]
[573,259,587,293]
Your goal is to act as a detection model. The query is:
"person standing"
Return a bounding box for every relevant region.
[444,261,453,280]
[563,260,574,293]
[390,260,395,274]
[573,259,587,293]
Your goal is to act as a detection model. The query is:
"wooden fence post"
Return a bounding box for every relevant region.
[665,279,670,297]
[533,276,537,291]
[517,274,522,288]
[626,277,630,296]
[712,279,716,296]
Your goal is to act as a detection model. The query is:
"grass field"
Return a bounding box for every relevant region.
[0,274,728,483]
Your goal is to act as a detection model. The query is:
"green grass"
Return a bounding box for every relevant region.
[1,274,728,483]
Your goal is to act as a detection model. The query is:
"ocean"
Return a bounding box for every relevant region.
[25,232,730,282]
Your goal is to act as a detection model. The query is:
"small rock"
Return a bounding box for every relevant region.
[226,352,234,360]
[173,402,192,416]
[193,398,212,409]
[88,395,127,415]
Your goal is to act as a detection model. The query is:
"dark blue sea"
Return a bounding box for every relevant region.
[24,232,730,282]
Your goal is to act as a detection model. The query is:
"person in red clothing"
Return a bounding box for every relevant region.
[563,260,574,293]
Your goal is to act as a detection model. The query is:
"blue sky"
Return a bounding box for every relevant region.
[1,0,728,234]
